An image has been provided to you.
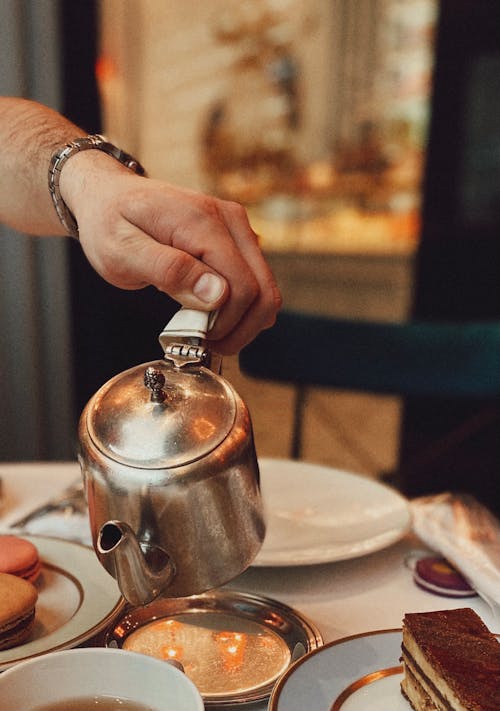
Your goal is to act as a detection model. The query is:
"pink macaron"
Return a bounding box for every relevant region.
[0,535,41,584]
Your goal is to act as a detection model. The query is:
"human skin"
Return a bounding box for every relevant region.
[0,97,281,353]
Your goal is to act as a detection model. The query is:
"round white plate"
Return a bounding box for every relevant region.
[269,628,500,711]
[269,629,405,711]
[0,535,124,670]
[253,458,410,566]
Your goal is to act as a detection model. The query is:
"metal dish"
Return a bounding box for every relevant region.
[105,589,323,706]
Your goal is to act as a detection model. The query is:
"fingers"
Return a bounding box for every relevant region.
[121,184,282,351]
[77,176,281,353]
[204,199,282,352]
[84,225,230,311]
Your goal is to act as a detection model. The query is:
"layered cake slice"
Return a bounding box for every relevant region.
[401,608,500,711]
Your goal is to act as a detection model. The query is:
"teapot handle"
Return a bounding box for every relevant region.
[159,308,217,343]
[158,308,221,371]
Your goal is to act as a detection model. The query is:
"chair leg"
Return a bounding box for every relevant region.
[291,385,307,459]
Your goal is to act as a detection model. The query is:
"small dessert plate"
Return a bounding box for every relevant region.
[0,536,123,670]
[268,629,500,711]
[105,589,322,707]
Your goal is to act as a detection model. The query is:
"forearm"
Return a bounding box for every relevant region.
[0,98,281,353]
[0,97,86,235]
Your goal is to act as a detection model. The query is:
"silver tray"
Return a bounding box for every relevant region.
[105,589,323,707]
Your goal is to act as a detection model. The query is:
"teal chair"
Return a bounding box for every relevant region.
[239,311,500,462]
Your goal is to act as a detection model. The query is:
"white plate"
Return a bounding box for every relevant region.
[269,628,500,711]
[0,535,124,670]
[269,629,405,711]
[253,459,410,566]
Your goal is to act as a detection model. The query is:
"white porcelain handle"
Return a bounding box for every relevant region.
[159,308,217,341]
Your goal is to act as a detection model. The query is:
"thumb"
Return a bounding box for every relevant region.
[89,231,228,310]
[133,239,228,309]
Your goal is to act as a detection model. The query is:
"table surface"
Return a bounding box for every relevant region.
[0,461,497,710]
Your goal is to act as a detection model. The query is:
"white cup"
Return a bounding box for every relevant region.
[0,647,204,711]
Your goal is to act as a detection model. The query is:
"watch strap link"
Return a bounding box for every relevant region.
[48,134,146,239]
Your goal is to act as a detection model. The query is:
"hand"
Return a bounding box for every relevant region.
[61,154,282,354]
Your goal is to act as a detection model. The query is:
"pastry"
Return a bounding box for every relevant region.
[0,572,38,650]
[0,534,41,583]
[401,607,500,710]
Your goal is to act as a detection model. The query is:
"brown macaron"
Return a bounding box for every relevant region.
[0,572,38,650]
[0,535,41,583]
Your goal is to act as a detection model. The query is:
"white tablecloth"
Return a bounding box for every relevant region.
[1,461,497,710]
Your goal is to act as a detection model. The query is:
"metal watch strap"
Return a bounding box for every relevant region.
[48,134,146,239]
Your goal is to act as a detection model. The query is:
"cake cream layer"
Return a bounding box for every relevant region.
[402,647,456,711]
[402,608,500,711]
[401,663,437,711]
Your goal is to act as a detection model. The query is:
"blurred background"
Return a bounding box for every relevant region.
[1,1,499,507]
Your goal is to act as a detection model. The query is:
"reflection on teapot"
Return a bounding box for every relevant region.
[78,309,265,606]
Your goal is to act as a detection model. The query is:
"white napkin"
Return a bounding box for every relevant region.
[11,512,92,547]
[410,492,500,611]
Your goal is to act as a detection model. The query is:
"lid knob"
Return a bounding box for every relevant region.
[144,367,167,403]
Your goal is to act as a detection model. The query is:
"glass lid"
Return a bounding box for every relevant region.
[85,360,236,468]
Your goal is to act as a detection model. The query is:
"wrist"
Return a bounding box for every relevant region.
[48,135,146,239]
[58,149,128,220]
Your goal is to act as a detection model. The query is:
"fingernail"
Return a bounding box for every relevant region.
[193,273,225,304]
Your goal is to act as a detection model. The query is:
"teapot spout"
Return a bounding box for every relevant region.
[98,521,175,606]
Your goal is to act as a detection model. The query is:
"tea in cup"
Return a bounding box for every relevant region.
[0,648,203,711]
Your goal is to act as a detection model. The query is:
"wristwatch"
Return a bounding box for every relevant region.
[48,134,146,239]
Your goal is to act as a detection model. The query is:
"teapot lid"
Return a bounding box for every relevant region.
[85,360,236,469]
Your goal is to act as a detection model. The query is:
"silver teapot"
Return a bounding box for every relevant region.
[78,309,265,606]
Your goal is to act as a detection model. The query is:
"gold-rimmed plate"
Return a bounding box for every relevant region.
[0,535,124,670]
[269,629,405,711]
[270,627,500,710]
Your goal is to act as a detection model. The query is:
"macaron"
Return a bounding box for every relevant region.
[0,572,38,650]
[0,535,41,583]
